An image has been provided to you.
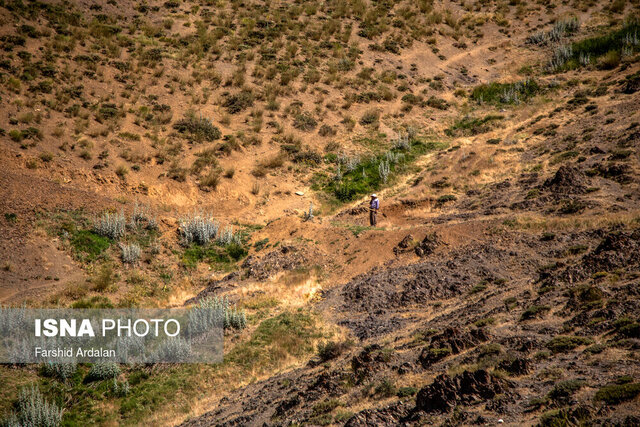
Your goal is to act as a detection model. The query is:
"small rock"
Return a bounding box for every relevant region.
[295,191,304,196]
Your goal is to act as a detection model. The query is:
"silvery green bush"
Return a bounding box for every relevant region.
[188,297,225,338]
[394,132,410,150]
[94,211,126,240]
[378,159,390,184]
[192,296,246,331]
[217,225,238,245]
[0,305,27,335]
[304,202,314,221]
[111,378,130,397]
[2,386,62,427]
[115,335,146,362]
[42,361,77,381]
[548,44,573,72]
[527,17,579,46]
[86,362,121,381]
[153,337,192,362]
[120,242,141,264]
[129,201,157,231]
[225,306,247,330]
[179,212,219,245]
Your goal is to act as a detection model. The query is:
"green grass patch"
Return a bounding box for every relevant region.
[70,230,111,262]
[594,383,640,405]
[315,139,446,203]
[546,336,594,353]
[181,242,248,270]
[556,21,640,72]
[445,115,504,137]
[226,310,323,373]
[471,79,540,104]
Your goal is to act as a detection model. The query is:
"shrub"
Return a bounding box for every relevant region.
[173,115,221,142]
[225,306,247,330]
[9,129,23,142]
[217,225,238,246]
[594,383,640,405]
[426,96,449,110]
[167,162,188,182]
[548,379,585,402]
[436,194,457,206]
[179,212,219,245]
[153,337,192,362]
[559,200,586,214]
[191,150,220,176]
[94,211,126,240]
[359,110,379,126]
[599,50,621,69]
[546,336,593,353]
[197,296,247,330]
[225,242,247,261]
[71,296,114,309]
[120,243,141,264]
[41,361,77,381]
[39,152,53,162]
[22,127,42,140]
[318,124,336,137]
[397,386,418,397]
[539,407,590,427]
[317,340,352,362]
[446,115,504,136]
[526,17,580,46]
[3,386,62,427]
[293,113,317,131]
[520,305,550,320]
[222,91,253,114]
[98,103,119,120]
[199,170,221,189]
[115,165,128,178]
[223,168,235,178]
[292,150,322,165]
[86,362,121,382]
[471,79,540,104]
[260,153,286,169]
[374,378,397,398]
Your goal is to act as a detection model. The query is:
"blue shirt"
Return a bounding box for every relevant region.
[370,199,379,210]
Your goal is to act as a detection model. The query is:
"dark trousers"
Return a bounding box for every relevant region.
[369,210,377,226]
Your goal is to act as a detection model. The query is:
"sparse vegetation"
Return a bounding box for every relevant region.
[594,382,640,405]
[2,386,62,427]
[1,1,640,426]
[546,336,594,353]
[173,114,221,142]
[471,79,540,104]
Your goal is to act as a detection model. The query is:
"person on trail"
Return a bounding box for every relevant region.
[369,194,379,226]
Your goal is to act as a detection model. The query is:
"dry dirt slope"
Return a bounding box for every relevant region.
[0,0,640,425]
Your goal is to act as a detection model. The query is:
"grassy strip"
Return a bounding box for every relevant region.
[314,139,447,203]
[181,242,247,270]
[554,21,640,72]
[471,79,540,104]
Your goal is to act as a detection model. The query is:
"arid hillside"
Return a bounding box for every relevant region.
[1,0,640,425]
